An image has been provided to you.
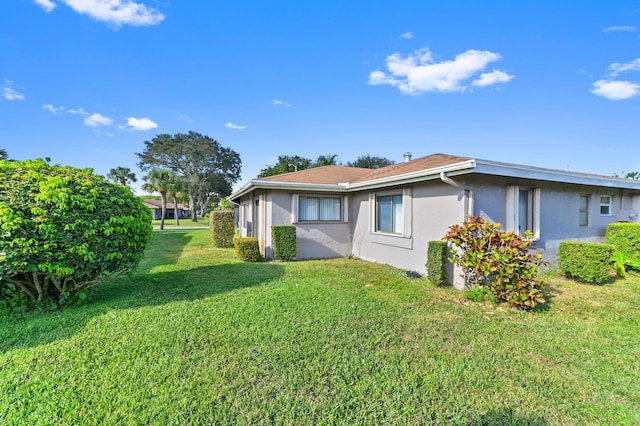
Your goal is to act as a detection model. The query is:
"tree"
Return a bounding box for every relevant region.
[167,174,187,226]
[142,168,175,230]
[0,149,8,161]
[314,154,340,167]
[137,131,241,222]
[0,159,152,308]
[258,155,313,178]
[107,166,137,187]
[347,155,395,169]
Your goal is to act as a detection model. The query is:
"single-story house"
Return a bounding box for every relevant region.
[142,199,190,220]
[229,153,640,287]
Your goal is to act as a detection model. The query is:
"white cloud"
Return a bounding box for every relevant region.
[472,70,514,87]
[35,0,165,27]
[604,25,637,32]
[400,32,414,39]
[179,114,193,122]
[84,112,114,127]
[43,104,65,113]
[273,99,291,107]
[67,107,88,115]
[33,0,56,12]
[369,47,511,94]
[2,79,25,101]
[609,58,640,77]
[590,80,640,100]
[225,122,247,130]
[123,116,158,131]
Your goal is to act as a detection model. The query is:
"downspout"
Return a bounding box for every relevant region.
[440,172,473,220]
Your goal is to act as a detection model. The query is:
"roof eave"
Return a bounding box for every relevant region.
[229,180,349,201]
[474,160,640,190]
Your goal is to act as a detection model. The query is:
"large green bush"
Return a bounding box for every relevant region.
[606,222,640,259]
[558,242,615,285]
[0,159,153,308]
[443,216,546,310]
[210,210,235,248]
[272,225,297,261]
[426,240,448,286]
[234,237,262,262]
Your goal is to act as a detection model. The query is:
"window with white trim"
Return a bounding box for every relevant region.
[599,195,612,216]
[506,186,540,238]
[579,194,589,227]
[369,188,412,237]
[298,196,342,221]
[376,194,403,233]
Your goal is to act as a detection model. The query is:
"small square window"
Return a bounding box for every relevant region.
[600,196,612,216]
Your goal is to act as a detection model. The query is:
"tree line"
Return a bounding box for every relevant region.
[258,154,395,178]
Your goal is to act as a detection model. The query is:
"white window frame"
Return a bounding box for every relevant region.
[369,188,412,238]
[292,194,348,223]
[599,195,612,216]
[506,185,540,239]
[579,194,589,227]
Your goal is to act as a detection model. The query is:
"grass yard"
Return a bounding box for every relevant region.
[1,230,639,425]
[152,216,209,228]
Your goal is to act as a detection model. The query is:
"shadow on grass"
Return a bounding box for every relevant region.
[0,261,284,353]
[470,407,549,425]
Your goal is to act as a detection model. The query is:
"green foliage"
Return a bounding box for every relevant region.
[0,149,8,161]
[107,166,137,186]
[558,242,615,285]
[0,159,153,309]
[234,237,262,262]
[613,251,627,277]
[272,225,297,261]
[346,154,395,169]
[210,210,235,248]
[142,168,175,230]
[258,155,313,177]
[426,240,448,286]
[443,215,546,310]
[314,154,340,166]
[464,286,497,304]
[606,222,640,259]
[137,131,242,221]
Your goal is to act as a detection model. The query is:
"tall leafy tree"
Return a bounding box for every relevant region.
[0,149,8,161]
[142,169,175,230]
[347,155,395,169]
[258,155,313,177]
[107,166,137,187]
[137,131,241,221]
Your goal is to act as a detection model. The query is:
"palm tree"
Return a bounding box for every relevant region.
[107,166,137,187]
[142,169,175,230]
[167,175,187,226]
[0,149,8,161]
[315,154,339,167]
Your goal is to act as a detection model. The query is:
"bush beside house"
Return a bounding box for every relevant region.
[272,225,297,261]
[426,241,448,286]
[606,222,640,259]
[234,238,262,262]
[210,210,235,248]
[558,242,615,285]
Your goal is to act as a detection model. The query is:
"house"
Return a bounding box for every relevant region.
[142,199,190,220]
[229,153,640,287]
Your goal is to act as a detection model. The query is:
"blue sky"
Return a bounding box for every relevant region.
[2,1,640,193]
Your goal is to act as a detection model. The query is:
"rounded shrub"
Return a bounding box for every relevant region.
[0,159,153,309]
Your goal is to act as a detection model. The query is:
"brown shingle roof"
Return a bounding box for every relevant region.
[258,165,371,184]
[256,154,472,185]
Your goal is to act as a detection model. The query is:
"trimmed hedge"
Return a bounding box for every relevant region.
[427,240,448,286]
[606,222,640,259]
[558,242,615,284]
[234,238,262,262]
[210,210,235,248]
[272,225,297,261]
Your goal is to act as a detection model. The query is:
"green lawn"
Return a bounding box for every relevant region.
[1,230,639,425]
